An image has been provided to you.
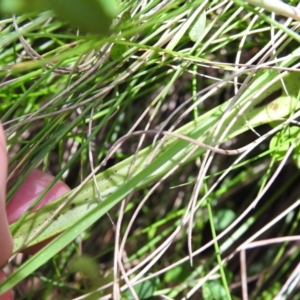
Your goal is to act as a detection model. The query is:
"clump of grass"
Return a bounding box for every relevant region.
[1,0,300,299]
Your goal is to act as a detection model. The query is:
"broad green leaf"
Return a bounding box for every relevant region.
[124,276,159,299]
[202,279,228,300]
[49,0,116,36]
[119,10,131,24]
[166,3,207,51]
[165,264,191,283]
[69,255,99,279]
[213,209,236,231]
[189,10,206,42]
[0,0,116,36]
[0,0,47,12]
[110,43,129,61]
[269,126,300,165]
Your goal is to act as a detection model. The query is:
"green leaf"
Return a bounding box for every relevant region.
[164,266,184,283]
[189,10,206,42]
[0,0,116,36]
[124,276,159,299]
[213,209,236,231]
[0,0,47,12]
[202,279,228,300]
[269,126,300,164]
[69,255,99,279]
[119,10,131,24]
[110,43,129,61]
[49,0,116,36]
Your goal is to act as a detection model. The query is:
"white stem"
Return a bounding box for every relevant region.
[246,0,300,21]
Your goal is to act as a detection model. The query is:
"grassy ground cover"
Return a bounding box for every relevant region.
[1,0,300,299]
